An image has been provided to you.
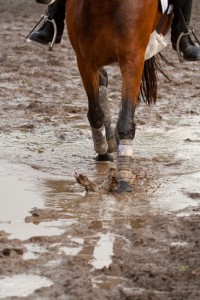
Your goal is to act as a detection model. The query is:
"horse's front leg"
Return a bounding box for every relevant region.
[77,62,111,161]
[117,58,144,193]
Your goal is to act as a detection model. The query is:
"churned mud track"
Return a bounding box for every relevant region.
[0,1,200,299]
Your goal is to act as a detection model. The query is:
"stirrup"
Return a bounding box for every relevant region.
[176,26,200,63]
[26,14,57,51]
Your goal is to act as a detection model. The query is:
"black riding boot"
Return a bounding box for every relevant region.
[29,0,66,45]
[171,0,200,61]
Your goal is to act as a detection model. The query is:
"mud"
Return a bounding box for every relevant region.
[0,1,200,299]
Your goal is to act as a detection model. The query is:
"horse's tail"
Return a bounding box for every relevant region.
[139,56,157,105]
[139,54,172,105]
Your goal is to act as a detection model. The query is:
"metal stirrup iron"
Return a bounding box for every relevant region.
[176,7,200,63]
[176,27,200,63]
[25,0,60,51]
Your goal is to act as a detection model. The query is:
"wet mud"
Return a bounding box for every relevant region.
[0,1,200,299]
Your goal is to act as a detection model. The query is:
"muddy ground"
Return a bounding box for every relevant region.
[0,1,200,299]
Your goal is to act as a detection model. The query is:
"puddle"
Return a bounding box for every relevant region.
[70,237,84,244]
[59,236,84,256]
[60,246,83,256]
[92,275,128,290]
[134,116,200,214]
[0,104,199,300]
[23,243,48,260]
[89,233,115,269]
[0,274,53,298]
[0,114,199,238]
[45,258,63,267]
[0,219,74,241]
[0,161,77,240]
[0,162,44,222]
[151,171,200,213]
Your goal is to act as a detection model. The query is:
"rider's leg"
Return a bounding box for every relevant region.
[29,0,66,45]
[171,0,200,61]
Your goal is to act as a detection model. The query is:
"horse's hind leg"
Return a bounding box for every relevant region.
[99,68,117,155]
[77,62,110,160]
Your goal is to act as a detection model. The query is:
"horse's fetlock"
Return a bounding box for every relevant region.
[117,131,135,141]
[117,113,136,140]
[87,110,104,129]
[91,126,108,155]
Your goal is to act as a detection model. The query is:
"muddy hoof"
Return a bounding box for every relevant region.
[95,153,113,162]
[118,181,132,194]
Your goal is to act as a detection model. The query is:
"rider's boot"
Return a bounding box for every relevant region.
[29,0,65,45]
[171,0,200,61]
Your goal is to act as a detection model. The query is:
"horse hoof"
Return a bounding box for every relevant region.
[118,181,132,194]
[95,153,113,162]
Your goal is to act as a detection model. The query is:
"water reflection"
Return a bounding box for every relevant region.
[89,233,115,269]
[0,162,44,222]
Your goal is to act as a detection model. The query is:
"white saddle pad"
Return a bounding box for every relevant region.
[145,1,173,60]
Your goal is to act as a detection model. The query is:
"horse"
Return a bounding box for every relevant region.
[65,0,172,193]
[36,0,171,193]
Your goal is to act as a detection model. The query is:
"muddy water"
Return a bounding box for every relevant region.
[1,105,199,245]
[1,103,200,297]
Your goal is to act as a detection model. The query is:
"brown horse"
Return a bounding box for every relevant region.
[65,0,171,193]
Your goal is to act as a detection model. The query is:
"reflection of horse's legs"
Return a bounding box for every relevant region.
[77,61,109,160]
[117,58,144,193]
[99,68,117,154]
